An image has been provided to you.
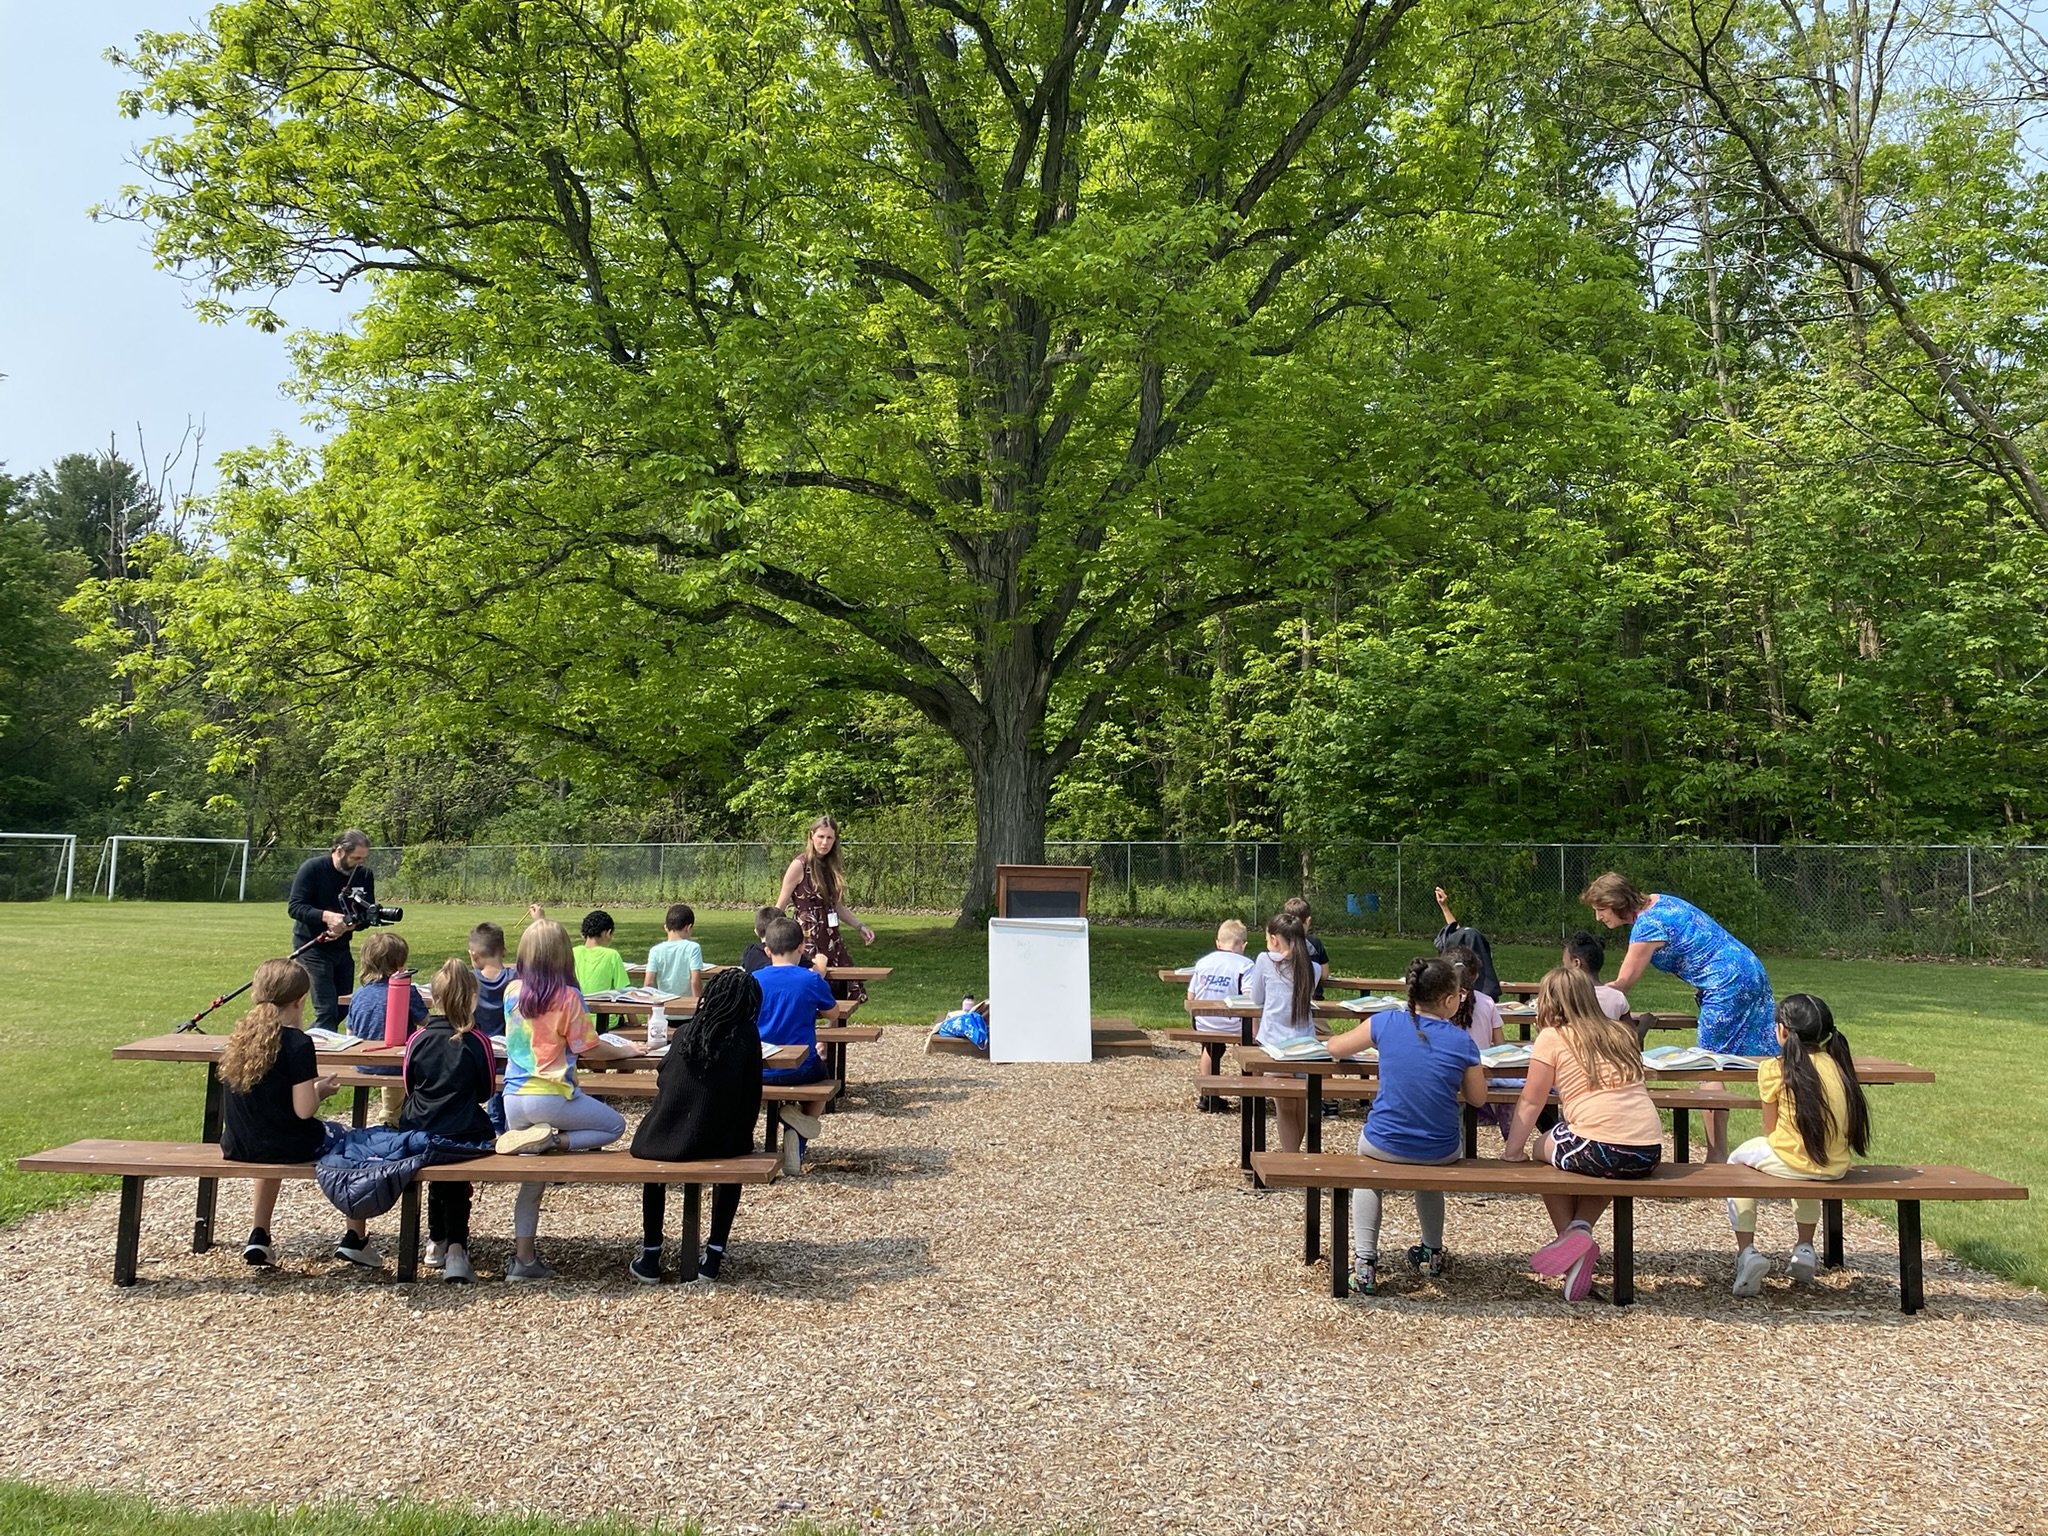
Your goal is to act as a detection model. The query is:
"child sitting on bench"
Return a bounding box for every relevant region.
[399,958,498,1284]
[630,966,765,1283]
[756,915,837,1171]
[1186,918,1254,1110]
[220,958,368,1268]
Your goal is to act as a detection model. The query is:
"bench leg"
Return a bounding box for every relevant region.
[1303,1078,1322,1264]
[1611,1197,1635,1306]
[351,1087,370,1130]
[1463,1105,1478,1159]
[1672,1108,1689,1165]
[825,1041,846,1111]
[761,1104,779,1154]
[116,1175,145,1286]
[1330,1185,1350,1299]
[1898,1200,1923,1313]
[680,1184,703,1282]
[1823,1198,1845,1269]
[193,1064,224,1253]
[1238,1079,1254,1173]
[397,1184,421,1282]
[1252,1093,1268,1189]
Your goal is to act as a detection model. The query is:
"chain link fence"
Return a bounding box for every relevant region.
[6,836,2045,961]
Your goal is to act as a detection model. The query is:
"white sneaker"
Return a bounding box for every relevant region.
[424,1240,448,1270]
[336,1231,379,1269]
[496,1124,558,1155]
[1732,1247,1773,1296]
[506,1254,558,1283]
[1786,1242,1819,1283]
[441,1245,475,1284]
[778,1104,823,1141]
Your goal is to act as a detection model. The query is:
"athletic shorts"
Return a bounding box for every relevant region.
[1550,1124,1662,1179]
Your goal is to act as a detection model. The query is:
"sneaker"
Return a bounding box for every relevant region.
[242,1227,275,1266]
[1350,1257,1379,1296]
[1787,1242,1819,1283]
[629,1249,665,1285]
[1733,1247,1773,1296]
[698,1244,725,1282]
[335,1231,378,1268]
[424,1240,448,1270]
[1407,1243,1450,1280]
[496,1124,558,1156]
[507,1255,559,1284]
[1562,1242,1601,1302]
[441,1245,474,1285]
[778,1104,823,1141]
[1530,1225,1597,1278]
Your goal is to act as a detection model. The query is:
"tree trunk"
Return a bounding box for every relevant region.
[958,724,1053,926]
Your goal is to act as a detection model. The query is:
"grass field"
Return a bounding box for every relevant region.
[1,901,2043,1286]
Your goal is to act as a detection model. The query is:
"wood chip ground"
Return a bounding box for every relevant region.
[2,1031,2042,1535]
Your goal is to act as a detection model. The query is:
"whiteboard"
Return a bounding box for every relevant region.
[987,917,1092,1063]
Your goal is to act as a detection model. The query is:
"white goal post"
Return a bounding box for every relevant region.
[0,832,77,899]
[94,835,251,901]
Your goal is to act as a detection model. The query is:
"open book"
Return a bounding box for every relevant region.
[305,1027,363,1049]
[582,987,686,1007]
[1642,1045,1755,1071]
[1480,1043,1533,1069]
[1337,993,1404,1014]
[1168,965,1196,977]
[1266,1037,1333,1060]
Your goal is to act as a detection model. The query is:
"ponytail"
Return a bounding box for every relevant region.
[221,959,313,1093]
[1266,912,1314,1030]
[1404,955,1459,1047]
[1777,994,1870,1163]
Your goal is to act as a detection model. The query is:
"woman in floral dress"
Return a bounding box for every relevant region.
[775,815,876,1004]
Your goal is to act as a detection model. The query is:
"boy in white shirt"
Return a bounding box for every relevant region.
[1187,919,1255,1111]
[646,902,705,1001]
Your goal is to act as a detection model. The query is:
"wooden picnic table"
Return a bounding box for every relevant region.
[630,962,894,982]
[1180,996,1698,1038]
[113,1031,806,1254]
[1324,975,1545,999]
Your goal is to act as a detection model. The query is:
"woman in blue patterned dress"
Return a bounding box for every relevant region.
[1580,871,1776,1162]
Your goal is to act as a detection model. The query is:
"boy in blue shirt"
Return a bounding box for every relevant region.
[756,915,836,1169]
[645,902,704,999]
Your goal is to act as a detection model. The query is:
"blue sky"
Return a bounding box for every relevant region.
[0,3,352,495]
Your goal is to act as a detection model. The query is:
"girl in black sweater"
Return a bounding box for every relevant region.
[630,966,764,1283]
[399,958,497,1283]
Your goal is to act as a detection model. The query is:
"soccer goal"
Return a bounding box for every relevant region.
[0,832,78,900]
[93,836,251,901]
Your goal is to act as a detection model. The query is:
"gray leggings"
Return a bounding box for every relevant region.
[504,1090,626,1241]
[1351,1133,1461,1261]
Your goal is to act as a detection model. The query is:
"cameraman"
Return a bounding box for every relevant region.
[287,830,376,1029]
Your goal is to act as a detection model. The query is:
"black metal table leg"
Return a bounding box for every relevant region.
[1898,1200,1922,1312]
[1304,1076,1323,1264]
[1463,1105,1479,1159]
[680,1184,703,1281]
[1330,1184,1350,1299]
[1612,1197,1635,1306]
[397,1184,421,1282]
[117,1175,145,1286]
[351,1087,370,1129]
[1823,1198,1845,1269]
[1672,1108,1689,1164]
[193,1063,225,1252]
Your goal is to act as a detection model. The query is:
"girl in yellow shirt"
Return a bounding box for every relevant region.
[1728,993,1872,1295]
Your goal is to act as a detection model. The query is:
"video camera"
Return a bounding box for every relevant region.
[341,885,404,929]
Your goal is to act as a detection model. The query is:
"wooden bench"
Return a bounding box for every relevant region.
[1249,1151,2026,1313]
[15,1139,780,1285]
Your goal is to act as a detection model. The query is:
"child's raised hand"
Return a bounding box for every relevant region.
[527,902,545,921]
[1434,886,1449,905]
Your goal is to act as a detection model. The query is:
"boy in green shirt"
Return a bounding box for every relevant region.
[575,909,632,1019]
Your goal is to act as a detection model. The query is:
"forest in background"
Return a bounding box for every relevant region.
[3,0,2046,911]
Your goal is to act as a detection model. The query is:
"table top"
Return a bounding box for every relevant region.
[631,962,893,982]
[114,1032,806,1072]
[1230,1044,1934,1084]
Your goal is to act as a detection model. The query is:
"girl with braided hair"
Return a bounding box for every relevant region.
[629,965,766,1283]
[1321,955,1488,1295]
[1726,993,1872,1296]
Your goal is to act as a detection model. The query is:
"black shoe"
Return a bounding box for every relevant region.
[698,1244,724,1281]
[629,1249,664,1285]
[242,1227,275,1266]
[335,1230,379,1268]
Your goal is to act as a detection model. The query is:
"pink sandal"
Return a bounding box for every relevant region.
[1530,1225,1597,1277]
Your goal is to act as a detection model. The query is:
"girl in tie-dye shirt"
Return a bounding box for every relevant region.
[496,919,636,1281]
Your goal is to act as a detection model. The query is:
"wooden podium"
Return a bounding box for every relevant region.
[994,863,1093,920]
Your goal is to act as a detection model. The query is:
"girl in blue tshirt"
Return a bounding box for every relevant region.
[1321,955,1488,1295]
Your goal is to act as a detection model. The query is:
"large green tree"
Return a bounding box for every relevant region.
[110,0,1598,914]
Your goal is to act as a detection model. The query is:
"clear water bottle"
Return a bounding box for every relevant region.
[647,1002,669,1051]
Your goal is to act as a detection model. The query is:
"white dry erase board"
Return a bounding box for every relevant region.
[987,916,1092,1063]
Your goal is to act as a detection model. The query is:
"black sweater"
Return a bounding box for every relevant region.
[288,854,375,946]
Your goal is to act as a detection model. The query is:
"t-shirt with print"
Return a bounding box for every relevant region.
[1187,948,1254,1033]
[756,963,836,1053]
[1759,1055,1852,1176]
[1244,951,1315,1049]
[1534,1024,1662,1146]
[573,944,632,1009]
[1361,1011,1480,1161]
[222,1028,327,1163]
[504,982,595,1099]
[645,937,704,997]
